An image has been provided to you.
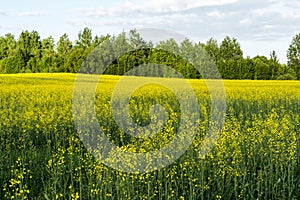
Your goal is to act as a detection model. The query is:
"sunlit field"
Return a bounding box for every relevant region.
[0,73,300,199]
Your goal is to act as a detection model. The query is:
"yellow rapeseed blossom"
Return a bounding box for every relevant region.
[0,74,300,199]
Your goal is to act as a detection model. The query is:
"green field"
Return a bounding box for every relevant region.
[0,73,300,199]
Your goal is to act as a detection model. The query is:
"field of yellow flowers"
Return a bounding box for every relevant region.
[0,73,300,199]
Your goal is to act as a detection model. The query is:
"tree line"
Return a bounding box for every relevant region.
[0,27,299,80]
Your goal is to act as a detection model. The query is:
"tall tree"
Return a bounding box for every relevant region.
[179,39,199,78]
[0,34,16,59]
[204,38,220,63]
[2,30,34,73]
[156,38,180,75]
[76,27,93,49]
[39,36,55,72]
[56,33,73,72]
[112,32,131,74]
[26,31,42,72]
[128,29,147,49]
[18,30,32,71]
[219,36,243,61]
[287,33,300,80]
[269,51,280,79]
[252,56,270,80]
[0,34,17,73]
[219,36,243,79]
[70,27,94,73]
[126,29,149,73]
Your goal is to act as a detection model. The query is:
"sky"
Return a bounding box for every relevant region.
[1,0,300,64]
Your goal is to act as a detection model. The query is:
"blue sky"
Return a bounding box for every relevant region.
[1,0,300,63]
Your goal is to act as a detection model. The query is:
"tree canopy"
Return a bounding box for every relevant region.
[0,27,298,80]
[287,33,300,80]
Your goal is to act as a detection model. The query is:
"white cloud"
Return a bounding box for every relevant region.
[77,0,239,17]
[18,11,49,17]
[67,13,198,28]
[0,11,8,16]
[0,24,20,30]
[142,0,238,12]
[254,1,300,19]
[0,10,49,17]
[65,19,93,27]
[0,10,14,16]
[207,11,225,18]
[239,19,252,25]
[67,0,300,63]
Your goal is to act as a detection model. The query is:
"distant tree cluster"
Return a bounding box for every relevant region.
[203,37,297,80]
[0,27,299,80]
[0,28,103,73]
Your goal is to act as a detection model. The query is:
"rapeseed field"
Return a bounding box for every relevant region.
[0,73,299,199]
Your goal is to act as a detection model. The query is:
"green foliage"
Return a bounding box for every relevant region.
[0,28,297,80]
[287,33,300,80]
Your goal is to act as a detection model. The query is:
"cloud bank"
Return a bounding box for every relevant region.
[69,0,300,43]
